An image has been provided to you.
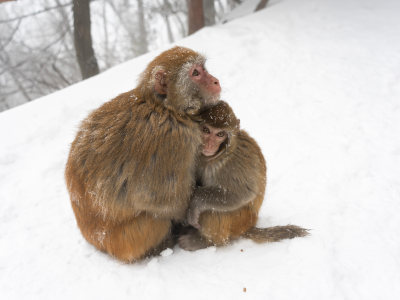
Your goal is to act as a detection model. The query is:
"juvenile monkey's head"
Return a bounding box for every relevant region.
[139,46,221,114]
[199,101,240,158]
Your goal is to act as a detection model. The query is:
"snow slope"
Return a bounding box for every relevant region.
[1,0,400,299]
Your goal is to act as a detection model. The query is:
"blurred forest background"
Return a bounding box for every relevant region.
[0,0,267,112]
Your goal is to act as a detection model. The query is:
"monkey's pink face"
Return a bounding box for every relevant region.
[201,124,227,157]
[189,64,221,103]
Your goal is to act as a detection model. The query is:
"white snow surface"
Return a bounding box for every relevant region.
[1,0,400,299]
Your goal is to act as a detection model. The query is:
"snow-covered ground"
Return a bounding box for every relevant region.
[1,0,400,299]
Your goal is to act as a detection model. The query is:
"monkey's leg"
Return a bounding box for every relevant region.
[100,213,172,263]
[198,206,258,246]
[71,195,172,262]
[68,174,173,262]
[179,207,257,251]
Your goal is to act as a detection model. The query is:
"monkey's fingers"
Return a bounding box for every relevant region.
[187,208,201,229]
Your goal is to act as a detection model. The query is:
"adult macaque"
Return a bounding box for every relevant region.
[65,47,221,262]
[179,101,308,251]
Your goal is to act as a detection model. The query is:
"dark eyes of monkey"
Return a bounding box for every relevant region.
[192,69,200,76]
[202,126,226,137]
[202,126,210,134]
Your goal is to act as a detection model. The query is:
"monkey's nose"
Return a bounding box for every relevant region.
[213,80,221,93]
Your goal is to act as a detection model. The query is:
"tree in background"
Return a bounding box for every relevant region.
[255,0,269,12]
[0,1,81,110]
[136,0,148,55]
[187,0,204,35]
[73,0,99,79]
[203,0,216,26]
[152,0,187,42]
[0,0,244,112]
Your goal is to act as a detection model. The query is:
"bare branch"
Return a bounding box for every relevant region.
[0,18,22,50]
[52,63,72,85]
[0,2,73,24]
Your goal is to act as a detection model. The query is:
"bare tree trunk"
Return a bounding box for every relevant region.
[255,0,269,12]
[73,0,99,79]
[227,0,235,10]
[203,0,215,26]
[137,0,148,55]
[164,16,174,43]
[162,0,174,43]
[106,0,136,52]
[175,13,187,37]
[187,0,204,35]
[216,0,224,13]
[102,1,111,68]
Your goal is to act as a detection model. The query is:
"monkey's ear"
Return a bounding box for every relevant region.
[154,70,168,95]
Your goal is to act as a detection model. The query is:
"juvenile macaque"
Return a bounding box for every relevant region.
[65,47,221,262]
[179,101,308,251]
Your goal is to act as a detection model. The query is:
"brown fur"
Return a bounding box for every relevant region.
[243,225,309,243]
[199,100,240,130]
[180,101,309,250]
[196,129,266,245]
[65,46,219,262]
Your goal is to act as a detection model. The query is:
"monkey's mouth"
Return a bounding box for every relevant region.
[202,145,224,158]
[202,150,218,157]
[201,148,226,161]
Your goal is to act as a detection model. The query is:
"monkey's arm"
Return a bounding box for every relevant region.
[187,186,255,228]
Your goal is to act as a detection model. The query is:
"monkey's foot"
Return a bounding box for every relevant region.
[178,230,212,251]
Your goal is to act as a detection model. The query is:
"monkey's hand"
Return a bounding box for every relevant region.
[188,186,229,229]
[187,203,202,229]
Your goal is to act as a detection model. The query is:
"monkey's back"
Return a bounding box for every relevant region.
[65,89,202,221]
[232,130,267,208]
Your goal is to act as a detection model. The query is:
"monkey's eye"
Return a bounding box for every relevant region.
[192,69,200,76]
[202,126,210,134]
[216,131,226,138]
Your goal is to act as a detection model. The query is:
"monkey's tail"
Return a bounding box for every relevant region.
[242,225,310,243]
